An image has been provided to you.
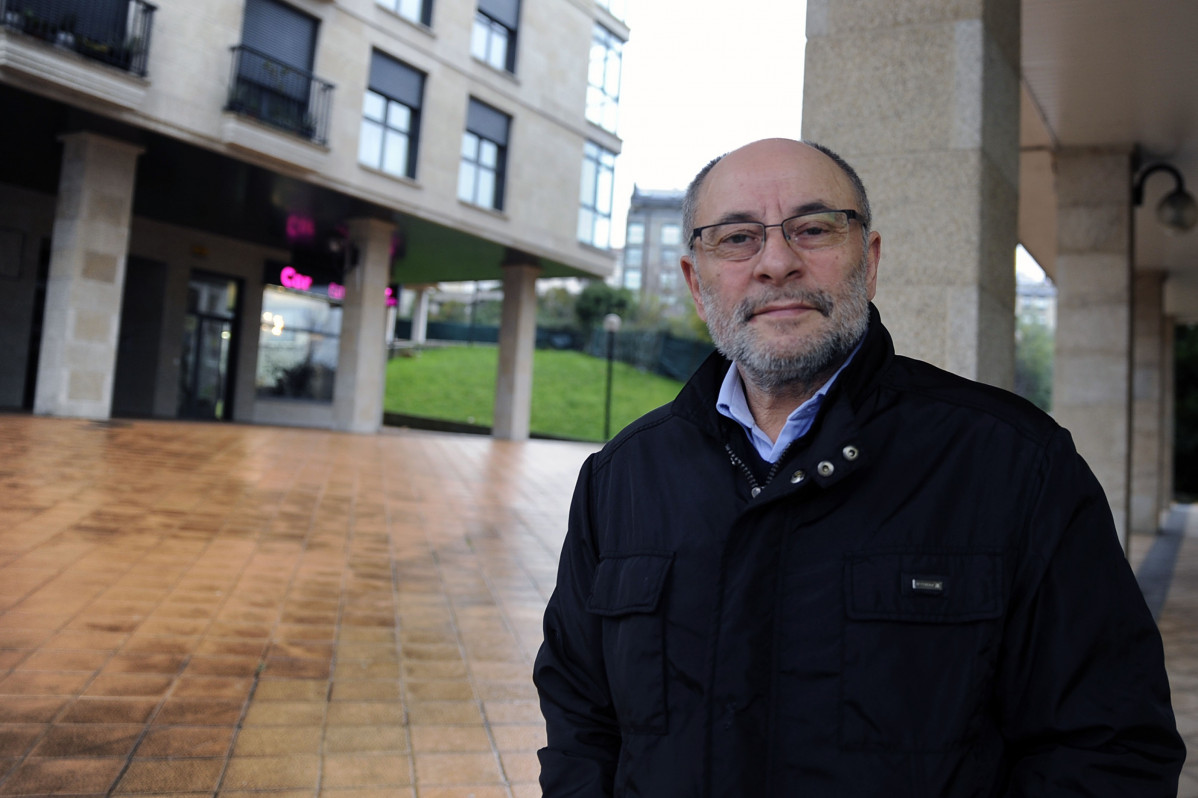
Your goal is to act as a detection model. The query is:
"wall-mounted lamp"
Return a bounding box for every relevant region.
[1133,162,1198,234]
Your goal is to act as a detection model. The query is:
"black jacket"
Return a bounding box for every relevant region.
[534,306,1184,796]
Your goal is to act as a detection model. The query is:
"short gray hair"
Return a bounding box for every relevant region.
[682,141,872,251]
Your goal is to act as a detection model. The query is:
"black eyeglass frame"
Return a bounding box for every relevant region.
[689,208,862,248]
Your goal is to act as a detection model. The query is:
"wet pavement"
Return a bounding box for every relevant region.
[0,415,1193,796]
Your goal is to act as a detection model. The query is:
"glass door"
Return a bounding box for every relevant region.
[178,275,240,420]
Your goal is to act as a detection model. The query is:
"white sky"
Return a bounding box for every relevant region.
[608,2,1048,282]
[609,0,809,246]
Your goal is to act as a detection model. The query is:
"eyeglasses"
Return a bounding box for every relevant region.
[690,209,861,261]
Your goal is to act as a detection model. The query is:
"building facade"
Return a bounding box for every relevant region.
[620,186,687,312]
[0,0,626,436]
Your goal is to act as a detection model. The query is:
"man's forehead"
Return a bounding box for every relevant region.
[697,142,853,217]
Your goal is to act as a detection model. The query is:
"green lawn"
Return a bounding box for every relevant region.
[384,346,686,442]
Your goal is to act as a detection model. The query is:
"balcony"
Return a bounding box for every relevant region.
[225,45,333,147]
[0,0,154,77]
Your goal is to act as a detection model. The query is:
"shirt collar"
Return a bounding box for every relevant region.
[716,337,863,463]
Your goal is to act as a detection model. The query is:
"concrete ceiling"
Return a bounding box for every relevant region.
[1018,0,1198,318]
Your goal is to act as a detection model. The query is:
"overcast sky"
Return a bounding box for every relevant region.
[607,3,1045,279]
[607,0,808,245]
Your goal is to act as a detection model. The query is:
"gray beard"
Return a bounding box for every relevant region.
[699,258,871,392]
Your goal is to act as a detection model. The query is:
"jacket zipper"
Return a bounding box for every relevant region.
[725,443,786,498]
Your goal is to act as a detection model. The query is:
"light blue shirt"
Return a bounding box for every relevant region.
[716,340,862,463]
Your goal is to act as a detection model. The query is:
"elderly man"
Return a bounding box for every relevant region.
[533,138,1184,796]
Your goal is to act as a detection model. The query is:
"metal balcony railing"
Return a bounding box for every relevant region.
[1,0,155,77]
[226,45,333,147]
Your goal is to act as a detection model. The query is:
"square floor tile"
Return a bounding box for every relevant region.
[323,725,409,754]
[111,757,224,793]
[412,752,501,786]
[221,754,320,790]
[321,753,413,788]
[0,756,125,795]
[29,723,141,757]
[135,725,234,758]
[232,726,322,756]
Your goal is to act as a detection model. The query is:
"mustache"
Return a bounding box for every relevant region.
[735,289,834,323]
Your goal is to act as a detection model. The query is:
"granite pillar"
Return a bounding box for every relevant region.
[493,262,541,440]
[1052,149,1134,548]
[334,217,394,433]
[34,132,143,419]
[803,0,1021,386]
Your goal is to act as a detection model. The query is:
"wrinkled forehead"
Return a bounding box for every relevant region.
[697,142,856,221]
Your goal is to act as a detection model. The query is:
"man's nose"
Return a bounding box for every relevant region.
[753,225,804,283]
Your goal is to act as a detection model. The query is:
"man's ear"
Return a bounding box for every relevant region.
[864,231,881,300]
[681,254,708,322]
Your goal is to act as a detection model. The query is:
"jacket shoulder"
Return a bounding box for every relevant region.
[882,355,1059,444]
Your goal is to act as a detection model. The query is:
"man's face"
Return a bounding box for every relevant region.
[681,140,881,391]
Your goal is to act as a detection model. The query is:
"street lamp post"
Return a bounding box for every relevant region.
[602,313,622,440]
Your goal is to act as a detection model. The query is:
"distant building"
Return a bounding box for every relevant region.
[622,186,688,312]
[0,0,626,436]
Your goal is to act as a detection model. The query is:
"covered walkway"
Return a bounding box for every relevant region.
[0,417,1193,795]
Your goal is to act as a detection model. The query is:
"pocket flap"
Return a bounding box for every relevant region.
[845,551,1003,622]
[587,553,673,617]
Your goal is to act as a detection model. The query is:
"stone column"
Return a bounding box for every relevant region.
[411,286,430,345]
[1052,149,1134,548]
[34,133,143,419]
[803,0,1021,387]
[1132,271,1168,534]
[493,261,541,440]
[334,217,394,433]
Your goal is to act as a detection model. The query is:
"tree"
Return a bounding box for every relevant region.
[575,281,633,332]
[1014,310,1053,413]
[538,285,578,328]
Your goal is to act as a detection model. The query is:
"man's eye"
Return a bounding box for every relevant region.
[793,223,832,237]
[718,229,761,245]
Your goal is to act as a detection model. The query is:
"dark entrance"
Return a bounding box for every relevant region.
[178,273,240,420]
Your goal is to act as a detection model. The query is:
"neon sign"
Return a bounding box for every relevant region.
[276,266,392,304]
[280,266,313,291]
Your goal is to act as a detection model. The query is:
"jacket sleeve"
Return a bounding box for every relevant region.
[996,428,1186,796]
[533,455,621,797]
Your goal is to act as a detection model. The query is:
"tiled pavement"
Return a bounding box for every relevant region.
[0,415,1194,796]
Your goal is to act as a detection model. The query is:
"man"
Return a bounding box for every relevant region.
[533,138,1185,796]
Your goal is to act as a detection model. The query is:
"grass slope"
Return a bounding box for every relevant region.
[384,346,686,442]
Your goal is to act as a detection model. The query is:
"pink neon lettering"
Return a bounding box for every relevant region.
[280,266,313,291]
[286,214,316,241]
[328,282,346,300]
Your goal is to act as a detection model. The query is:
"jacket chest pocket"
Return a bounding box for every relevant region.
[841,550,1004,752]
[587,552,673,735]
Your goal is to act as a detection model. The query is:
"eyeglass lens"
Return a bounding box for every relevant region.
[698,211,853,260]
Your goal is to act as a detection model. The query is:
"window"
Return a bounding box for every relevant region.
[375,0,431,26]
[360,51,425,179]
[471,0,520,72]
[660,247,679,268]
[624,247,642,268]
[257,285,342,402]
[235,0,318,134]
[578,141,616,248]
[459,99,510,210]
[661,224,681,246]
[623,267,642,291]
[627,222,644,245]
[586,25,623,133]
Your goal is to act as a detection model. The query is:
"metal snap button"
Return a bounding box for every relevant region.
[817,461,835,477]
[790,470,806,484]
[842,445,859,461]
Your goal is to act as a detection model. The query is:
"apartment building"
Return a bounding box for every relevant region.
[0,0,626,436]
[621,186,688,312]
